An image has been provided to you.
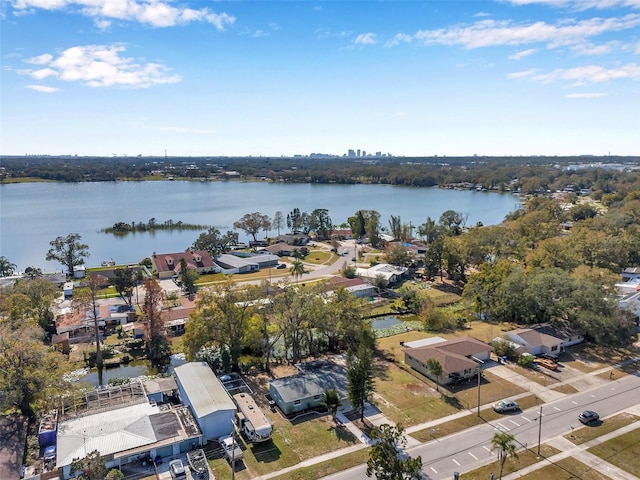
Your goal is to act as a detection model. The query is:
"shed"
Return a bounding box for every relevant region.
[174,362,236,440]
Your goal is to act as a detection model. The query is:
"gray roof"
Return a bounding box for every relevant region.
[215,254,259,269]
[57,402,159,467]
[270,363,347,403]
[175,363,235,418]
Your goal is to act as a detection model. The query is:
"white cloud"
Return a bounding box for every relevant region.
[571,42,616,55]
[566,92,609,98]
[26,53,53,65]
[510,63,640,83]
[412,14,640,49]
[26,84,60,93]
[509,48,536,59]
[252,30,269,38]
[10,0,236,29]
[507,0,640,10]
[507,68,540,79]
[355,33,377,45]
[17,44,181,88]
[385,33,412,48]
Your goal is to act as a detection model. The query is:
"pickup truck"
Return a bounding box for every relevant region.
[219,435,243,464]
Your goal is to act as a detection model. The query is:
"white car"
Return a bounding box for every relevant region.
[219,435,244,463]
[492,400,520,413]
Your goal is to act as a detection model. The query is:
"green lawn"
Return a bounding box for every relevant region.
[410,394,540,442]
[460,445,559,480]
[516,456,611,480]
[266,448,370,480]
[372,360,459,426]
[211,413,360,479]
[588,425,640,477]
[565,413,640,446]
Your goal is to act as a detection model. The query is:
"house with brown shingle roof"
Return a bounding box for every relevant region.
[403,336,491,385]
[152,250,218,279]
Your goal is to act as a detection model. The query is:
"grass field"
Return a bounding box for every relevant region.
[460,445,560,480]
[588,424,640,478]
[410,394,540,442]
[516,456,611,480]
[209,414,361,479]
[565,413,640,446]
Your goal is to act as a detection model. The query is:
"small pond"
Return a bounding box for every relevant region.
[79,355,188,386]
[370,316,403,330]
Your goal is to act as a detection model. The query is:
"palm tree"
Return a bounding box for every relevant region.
[491,432,518,480]
[0,256,17,277]
[321,388,341,423]
[290,259,305,284]
[426,358,443,392]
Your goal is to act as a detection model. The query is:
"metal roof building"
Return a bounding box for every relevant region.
[174,362,236,440]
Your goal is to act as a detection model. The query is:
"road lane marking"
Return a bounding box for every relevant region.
[522,416,532,422]
[553,407,561,411]
[509,419,520,427]
[483,446,492,454]
[452,459,460,466]
[430,467,438,474]
[591,394,595,398]
[572,401,578,405]
[469,452,478,460]
[497,423,510,431]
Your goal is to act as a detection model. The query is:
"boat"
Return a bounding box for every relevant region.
[186,449,208,477]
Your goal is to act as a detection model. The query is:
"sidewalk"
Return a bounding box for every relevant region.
[254,356,640,480]
[503,412,640,480]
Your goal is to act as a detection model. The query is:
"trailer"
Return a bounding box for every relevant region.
[232,393,272,442]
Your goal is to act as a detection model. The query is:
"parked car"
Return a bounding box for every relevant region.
[578,410,600,425]
[539,353,559,362]
[534,358,558,371]
[219,435,244,464]
[169,459,187,479]
[276,263,286,269]
[492,400,520,413]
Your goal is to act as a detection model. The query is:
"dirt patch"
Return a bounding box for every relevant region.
[406,382,438,397]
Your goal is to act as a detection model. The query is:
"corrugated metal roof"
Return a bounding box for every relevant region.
[57,402,158,468]
[175,363,235,418]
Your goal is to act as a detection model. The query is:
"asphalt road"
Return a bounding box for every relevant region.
[322,373,640,480]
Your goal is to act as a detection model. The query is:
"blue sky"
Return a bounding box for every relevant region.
[1,0,639,157]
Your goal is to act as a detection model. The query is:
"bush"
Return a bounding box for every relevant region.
[517,354,534,368]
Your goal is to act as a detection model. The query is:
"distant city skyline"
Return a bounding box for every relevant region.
[1,1,639,157]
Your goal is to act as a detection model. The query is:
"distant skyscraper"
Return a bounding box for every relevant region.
[348,149,355,157]
[357,149,361,157]
[362,150,366,157]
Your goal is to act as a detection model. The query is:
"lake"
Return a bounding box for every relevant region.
[0,180,520,271]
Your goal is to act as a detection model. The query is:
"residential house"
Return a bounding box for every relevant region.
[355,263,409,285]
[276,233,310,246]
[214,254,260,274]
[56,401,202,478]
[174,362,236,440]
[231,251,280,268]
[403,336,492,385]
[331,229,353,240]
[152,250,219,279]
[269,360,347,415]
[504,327,563,356]
[259,243,296,256]
[323,276,378,299]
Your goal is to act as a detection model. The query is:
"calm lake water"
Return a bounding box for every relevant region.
[0,181,520,271]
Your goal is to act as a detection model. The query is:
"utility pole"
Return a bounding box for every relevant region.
[537,405,543,457]
[471,356,484,417]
